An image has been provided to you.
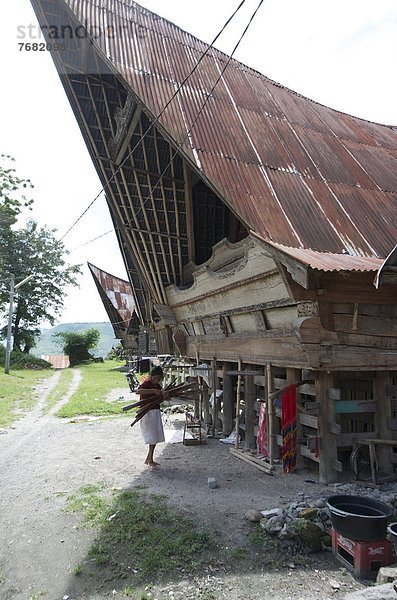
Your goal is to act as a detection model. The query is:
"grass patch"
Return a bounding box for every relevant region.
[44,367,75,413]
[56,361,130,418]
[0,370,53,427]
[64,482,111,527]
[64,483,211,581]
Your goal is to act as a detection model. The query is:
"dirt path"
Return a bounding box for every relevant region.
[0,372,365,600]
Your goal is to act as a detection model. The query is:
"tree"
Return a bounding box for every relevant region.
[0,155,34,311]
[0,156,82,352]
[55,328,101,366]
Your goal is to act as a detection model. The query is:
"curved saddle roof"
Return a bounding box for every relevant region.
[41,1,397,259]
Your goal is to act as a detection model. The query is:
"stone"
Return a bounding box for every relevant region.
[208,477,218,489]
[278,522,296,540]
[244,510,263,523]
[314,499,326,508]
[265,516,284,535]
[294,519,323,552]
[298,507,318,520]
[343,583,397,599]
[376,565,397,585]
[260,508,282,519]
[259,518,268,530]
[329,579,340,590]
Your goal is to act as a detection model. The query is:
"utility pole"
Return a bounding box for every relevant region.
[4,274,35,374]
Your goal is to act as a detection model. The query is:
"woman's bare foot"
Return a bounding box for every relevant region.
[144,458,160,467]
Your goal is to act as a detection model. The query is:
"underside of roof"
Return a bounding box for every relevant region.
[29,0,397,321]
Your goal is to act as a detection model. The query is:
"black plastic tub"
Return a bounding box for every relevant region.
[326,495,393,541]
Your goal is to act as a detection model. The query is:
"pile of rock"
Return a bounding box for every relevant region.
[245,482,397,553]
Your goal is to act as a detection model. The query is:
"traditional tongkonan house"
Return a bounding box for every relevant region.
[30,0,397,483]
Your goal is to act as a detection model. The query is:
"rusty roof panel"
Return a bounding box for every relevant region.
[293,126,377,189]
[342,141,397,192]
[304,178,378,256]
[266,170,347,252]
[327,184,397,257]
[266,241,384,273]
[35,0,397,260]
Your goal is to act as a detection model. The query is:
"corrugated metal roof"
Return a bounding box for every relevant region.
[41,355,70,369]
[37,0,397,260]
[261,238,384,273]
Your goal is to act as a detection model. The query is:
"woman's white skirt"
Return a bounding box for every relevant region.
[139,409,165,445]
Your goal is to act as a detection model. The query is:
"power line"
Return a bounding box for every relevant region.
[60,0,248,242]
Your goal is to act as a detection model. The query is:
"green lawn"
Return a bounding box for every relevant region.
[56,361,131,418]
[0,370,53,427]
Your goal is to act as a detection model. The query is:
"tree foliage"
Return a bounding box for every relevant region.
[54,328,101,366]
[0,156,82,352]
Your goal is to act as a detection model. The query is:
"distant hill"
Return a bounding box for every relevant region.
[34,322,118,359]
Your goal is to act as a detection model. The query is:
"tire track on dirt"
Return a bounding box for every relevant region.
[0,368,81,460]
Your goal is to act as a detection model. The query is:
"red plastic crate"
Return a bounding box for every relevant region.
[332,529,394,579]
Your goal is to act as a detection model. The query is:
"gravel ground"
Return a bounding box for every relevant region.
[0,371,368,600]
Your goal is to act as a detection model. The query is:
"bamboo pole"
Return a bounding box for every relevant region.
[234,358,242,450]
[153,129,178,283]
[266,362,274,465]
[140,125,172,285]
[169,143,184,281]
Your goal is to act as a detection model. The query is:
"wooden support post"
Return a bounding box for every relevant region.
[245,372,256,451]
[266,363,275,464]
[235,358,242,450]
[202,381,211,426]
[222,362,234,436]
[316,371,339,484]
[212,357,217,437]
[286,367,303,469]
[374,372,393,474]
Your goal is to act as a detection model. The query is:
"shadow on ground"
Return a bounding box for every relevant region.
[59,419,362,600]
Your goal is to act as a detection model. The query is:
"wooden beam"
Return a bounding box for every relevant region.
[230,448,274,474]
[222,362,234,436]
[244,372,256,450]
[374,372,394,474]
[316,371,339,483]
[140,125,172,286]
[183,162,195,264]
[266,362,276,464]
[169,142,184,282]
[212,357,218,437]
[235,358,242,450]
[298,413,318,429]
[334,400,377,414]
[153,128,177,284]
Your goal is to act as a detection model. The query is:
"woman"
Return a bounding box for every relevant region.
[136,366,168,468]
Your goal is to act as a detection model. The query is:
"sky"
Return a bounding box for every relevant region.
[1,0,397,326]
